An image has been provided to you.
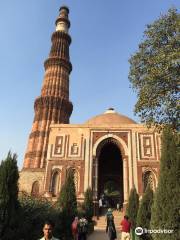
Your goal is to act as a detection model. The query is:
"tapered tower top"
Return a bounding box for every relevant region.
[55,5,70,33]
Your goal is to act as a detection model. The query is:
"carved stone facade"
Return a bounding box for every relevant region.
[19,6,160,209]
[20,109,160,205]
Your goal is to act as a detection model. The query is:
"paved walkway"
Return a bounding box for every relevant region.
[88,210,122,239]
[88,229,121,240]
[87,230,109,240]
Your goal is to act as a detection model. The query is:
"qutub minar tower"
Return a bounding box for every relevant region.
[23,6,73,169]
[20,6,160,214]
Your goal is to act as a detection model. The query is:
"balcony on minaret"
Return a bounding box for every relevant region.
[55,6,70,33]
[22,5,73,170]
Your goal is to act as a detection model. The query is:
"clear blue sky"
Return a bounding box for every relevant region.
[0,0,179,168]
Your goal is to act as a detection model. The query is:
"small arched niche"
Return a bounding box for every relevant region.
[31,181,40,197]
[66,167,79,193]
[51,170,60,196]
[142,170,156,192]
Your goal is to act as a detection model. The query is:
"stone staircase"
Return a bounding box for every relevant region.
[94,210,123,231]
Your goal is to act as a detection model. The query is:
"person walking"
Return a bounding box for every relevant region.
[116,203,120,211]
[77,215,88,240]
[106,210,117,240]
[106,208,113,222]
[39,220,59,240]
[99,198,103,215]
[71,216,79,240]
[120,215,131,240]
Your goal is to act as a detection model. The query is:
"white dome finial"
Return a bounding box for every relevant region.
[104,107,116,114]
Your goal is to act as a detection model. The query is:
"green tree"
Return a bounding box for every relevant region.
[83,187,94,222]
[126,187,139,240]
[57,168,77,239]
[0,152,20,240]
[57,168,77,216]
[137,184,153,240]
[129,8,180,129]
[150,127,180,240]
[19,194,59,240]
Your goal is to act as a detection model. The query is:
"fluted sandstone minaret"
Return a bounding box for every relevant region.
[23,6,73,169]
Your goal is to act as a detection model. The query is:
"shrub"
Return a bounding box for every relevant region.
[83,188,94,222]
[137,184,153,240]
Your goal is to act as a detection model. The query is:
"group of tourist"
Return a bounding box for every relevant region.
[71,215,88,240]
[39,210,131,240]
[39,216,88,240]
[106,208,131,240]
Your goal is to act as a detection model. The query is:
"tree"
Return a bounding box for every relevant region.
[136,184,153,240]
[126,187,139,240]
[0,152,20,239]
[57,168,77,239]
[129,8,180,129]
[150,127,180,240]
[57,168,77,216]
[19,194,59,240]
[83,188,94,222]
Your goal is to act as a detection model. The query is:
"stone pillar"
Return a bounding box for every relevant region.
[92,156,99,217]
[95,157,98,197]
[123,158,128,202]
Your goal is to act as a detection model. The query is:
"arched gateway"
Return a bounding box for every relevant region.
[97,138,124,207]
[91,133,130,215]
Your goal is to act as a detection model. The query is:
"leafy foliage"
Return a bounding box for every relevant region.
[57,168,77,239]
[137,184,153,240]
[0,151,20,240]
[126,187,139,230]
[129,8,180,129]
[19,194,59,240]
[104,180,120,197]
[57,168,77,216]
[18,194,71,240]
[0,153,81,240]
[83,188,94,222]
[150,127,180,240]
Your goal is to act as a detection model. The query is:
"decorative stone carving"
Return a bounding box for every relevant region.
[54,136,64,155]
[93,131,128,146]
[71,143,79,155]
[138,133,157,160]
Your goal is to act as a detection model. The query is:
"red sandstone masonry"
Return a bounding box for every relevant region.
[23,7,73,169]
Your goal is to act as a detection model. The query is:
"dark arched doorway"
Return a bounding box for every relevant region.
[51,171,60,196]
[98,138,123,208]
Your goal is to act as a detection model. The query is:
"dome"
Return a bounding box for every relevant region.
[85,108,136,125]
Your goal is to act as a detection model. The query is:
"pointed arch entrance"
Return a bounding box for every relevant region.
[97,137,124,208]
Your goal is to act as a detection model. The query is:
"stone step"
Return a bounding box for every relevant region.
[95,222,121,226]
[95,221,121,225]
[94,225,121,228]
[96,218,122,222]
[95,228,121,231]
[94,210,123,231]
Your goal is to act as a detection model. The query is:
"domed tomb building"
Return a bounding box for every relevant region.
[19,6,160,212]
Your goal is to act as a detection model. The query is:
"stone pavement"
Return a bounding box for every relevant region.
[88,229,121,240]
[87,229,109,240]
